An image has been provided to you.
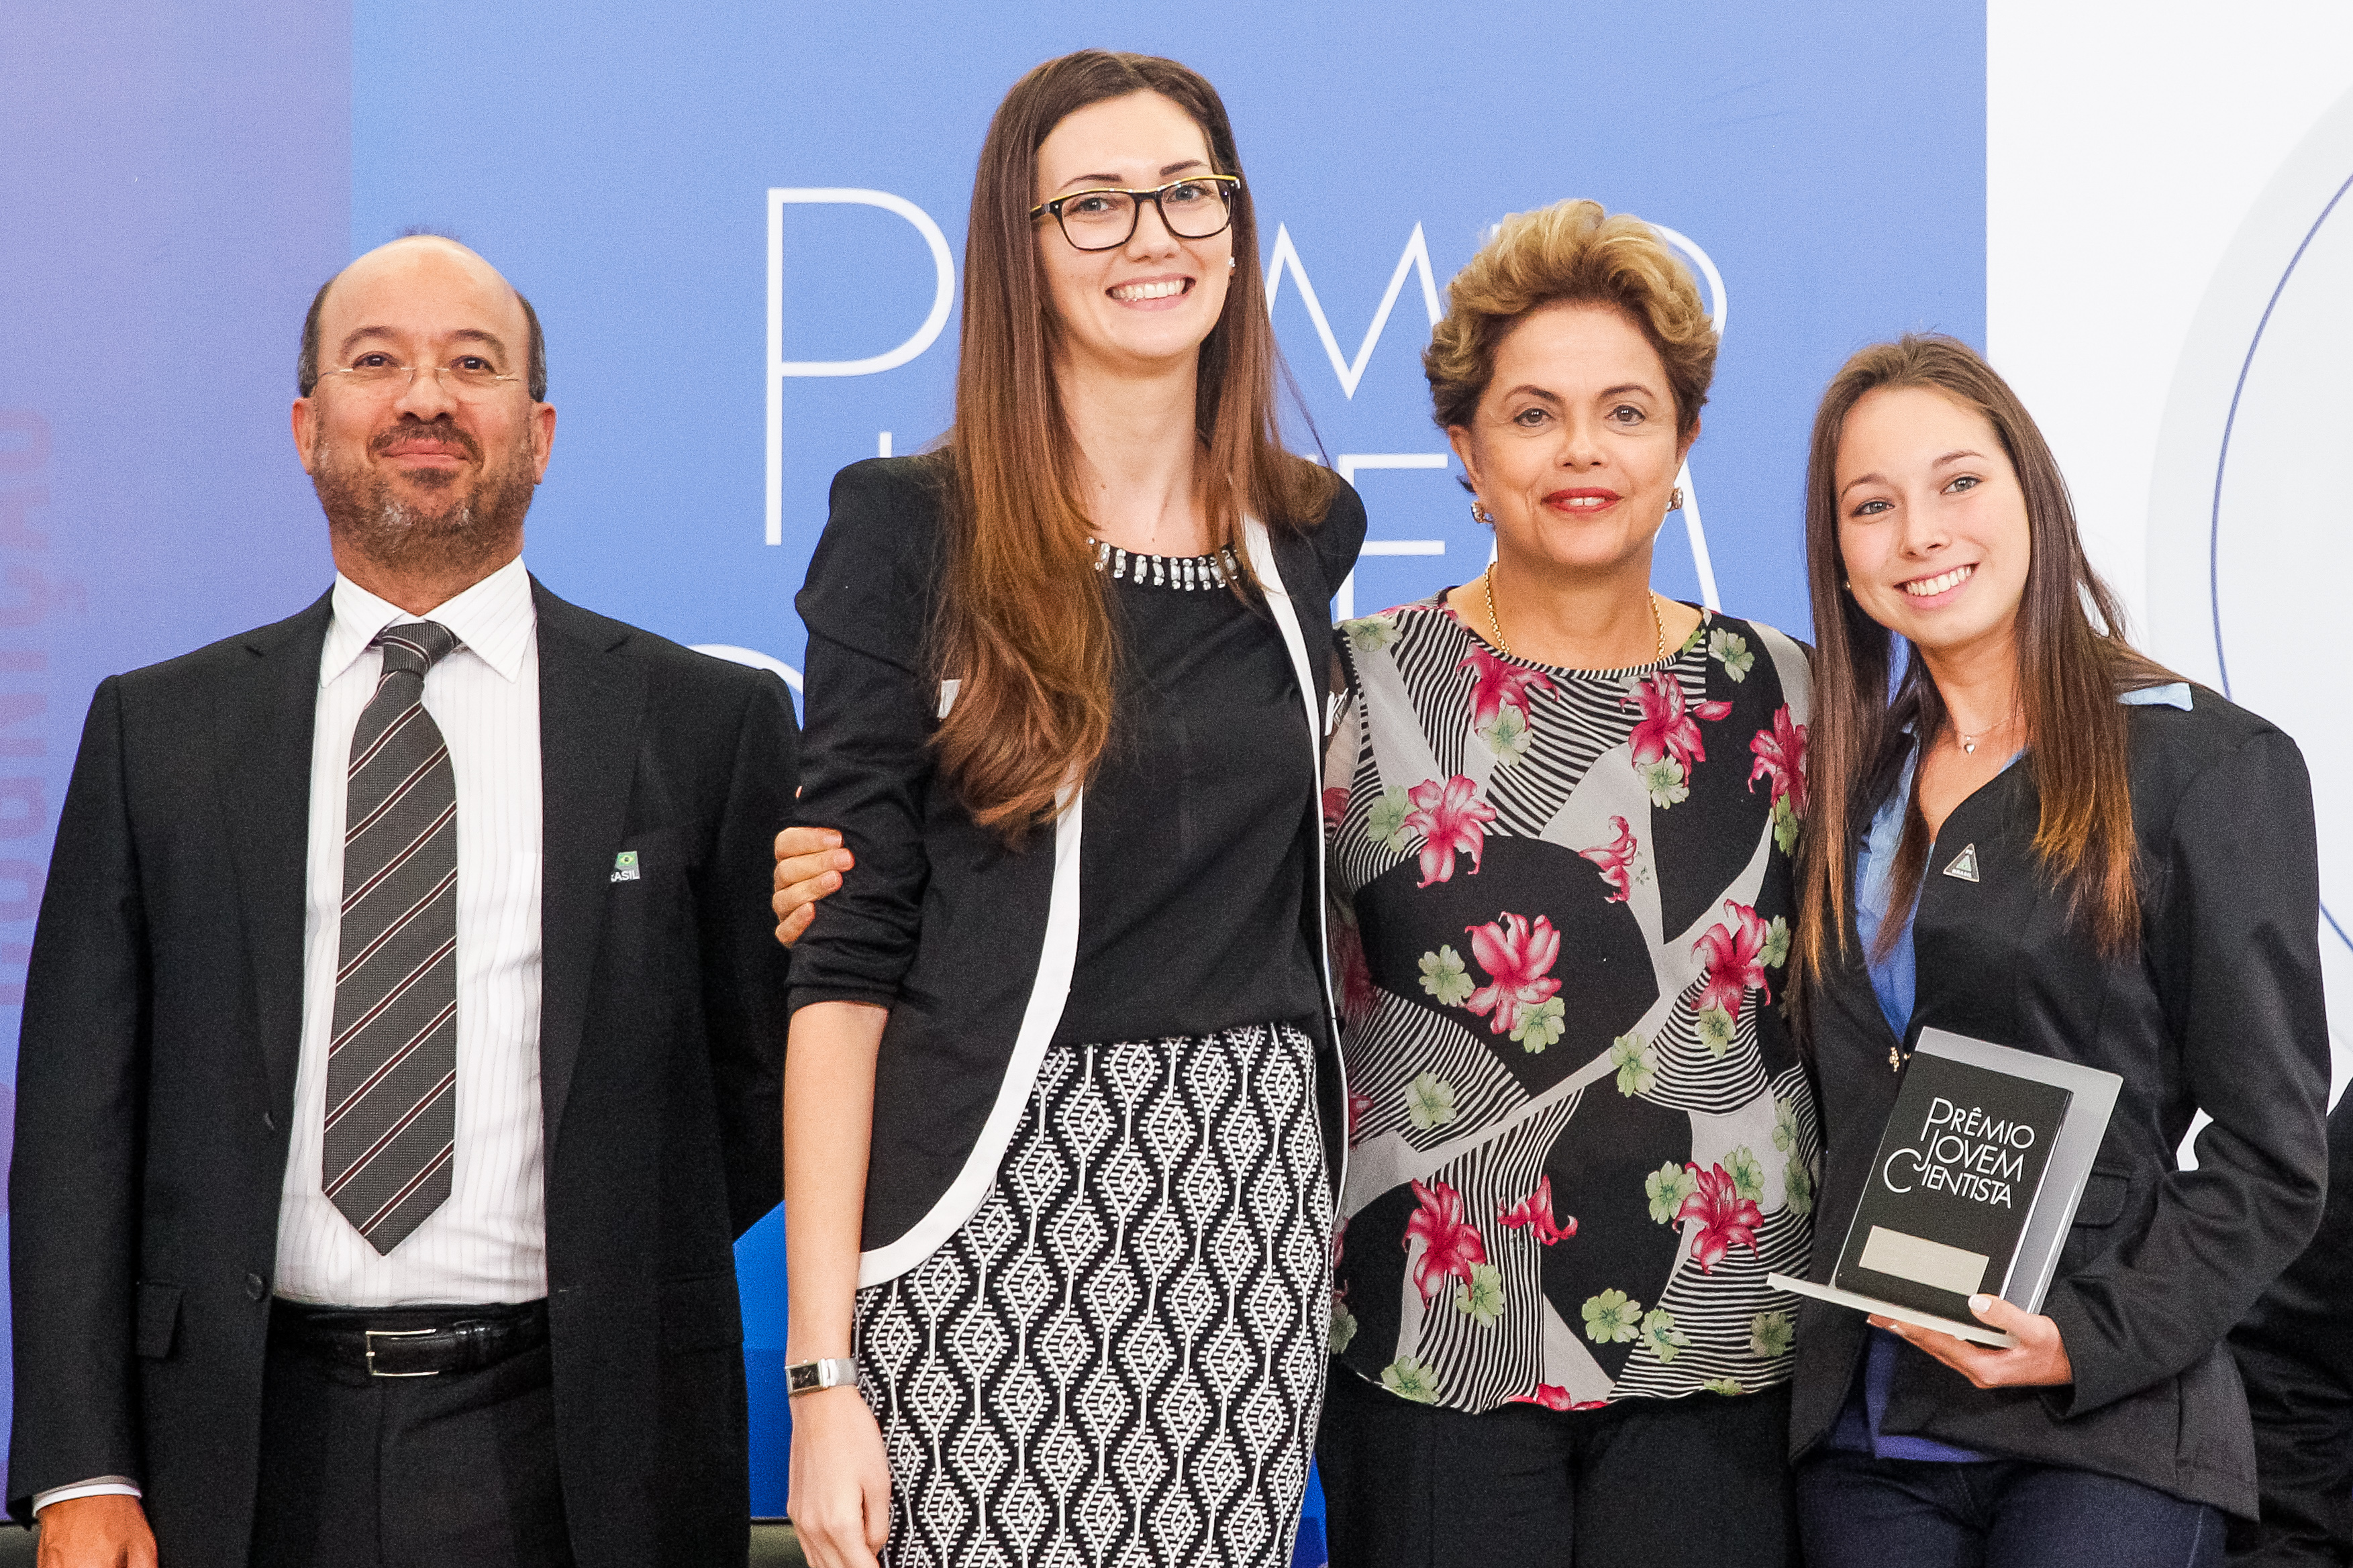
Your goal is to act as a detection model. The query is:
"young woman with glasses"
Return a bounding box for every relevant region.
[777,50,1362,1568]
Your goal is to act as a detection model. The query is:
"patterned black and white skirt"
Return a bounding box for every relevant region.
[854,1021,1332,1567]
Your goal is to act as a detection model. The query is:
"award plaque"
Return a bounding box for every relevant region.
[1770,1027,2122,1347]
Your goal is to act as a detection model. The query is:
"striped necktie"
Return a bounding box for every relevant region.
[323,620,461,1253]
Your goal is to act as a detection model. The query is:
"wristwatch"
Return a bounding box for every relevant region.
[784,1357,859,1396]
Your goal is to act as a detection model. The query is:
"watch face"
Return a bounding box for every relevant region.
[787,1358,852,1395]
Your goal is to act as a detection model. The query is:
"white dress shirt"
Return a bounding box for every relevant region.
[274,556,548,1306]
[36,560,550,1514]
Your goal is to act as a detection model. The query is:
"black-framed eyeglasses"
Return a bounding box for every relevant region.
[1029,174,1242,252]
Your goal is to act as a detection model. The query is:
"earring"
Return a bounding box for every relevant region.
[1227,256,1236,271]
[1470,501,1495,526]
[1668,486,1684,511]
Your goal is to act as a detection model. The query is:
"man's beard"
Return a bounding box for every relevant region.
[311,418,538,577]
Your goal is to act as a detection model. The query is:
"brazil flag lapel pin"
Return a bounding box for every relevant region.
[611,849,641,883]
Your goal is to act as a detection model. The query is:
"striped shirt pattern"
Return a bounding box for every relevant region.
[274,558,547,1306]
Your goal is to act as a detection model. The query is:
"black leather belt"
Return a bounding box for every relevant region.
[271,1297,549,1378]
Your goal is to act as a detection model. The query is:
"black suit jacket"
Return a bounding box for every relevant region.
[5,581,795,1568]
[1791,690,2330,1518]
[788,456,1364,1271]
[2229,1090,2353,1563]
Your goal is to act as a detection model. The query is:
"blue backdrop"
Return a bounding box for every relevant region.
[0,0,1985,1534]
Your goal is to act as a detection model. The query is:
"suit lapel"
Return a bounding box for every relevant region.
[532,580,643,1149]
[220,592,334,1120]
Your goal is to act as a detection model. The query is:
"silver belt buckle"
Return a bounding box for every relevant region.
[364,1326,442,1377]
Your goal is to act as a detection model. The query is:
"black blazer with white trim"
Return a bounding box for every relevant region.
[789,456,1364,1285]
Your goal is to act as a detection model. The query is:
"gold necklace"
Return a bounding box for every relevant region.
[1954,709,2023,755]
[1483,562,1665,665]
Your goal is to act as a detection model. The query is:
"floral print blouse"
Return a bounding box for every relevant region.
[1323,594,1818,1414]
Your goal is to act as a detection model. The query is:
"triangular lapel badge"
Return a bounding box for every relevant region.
[1942,843,1981,883]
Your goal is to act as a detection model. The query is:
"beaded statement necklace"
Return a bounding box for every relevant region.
[1088,538,1242,591]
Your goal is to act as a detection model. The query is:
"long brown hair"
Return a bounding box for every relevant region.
[935,50,1334,837]
[1795,335,2176,1003]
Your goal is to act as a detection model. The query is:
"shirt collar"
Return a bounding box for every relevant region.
[2119,681,2193,711]
[1863,680,2195,914]
[321,556,536,687]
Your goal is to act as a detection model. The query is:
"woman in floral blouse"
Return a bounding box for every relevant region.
[1311,201,1810,1568]
[772,200,1811,1567]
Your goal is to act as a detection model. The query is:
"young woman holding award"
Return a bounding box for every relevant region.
[779,50,1361,1568]
[1786,335,2331,1567]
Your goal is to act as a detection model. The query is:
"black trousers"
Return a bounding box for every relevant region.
[1317,1361,1797,1568]
[249,1304,574,1568]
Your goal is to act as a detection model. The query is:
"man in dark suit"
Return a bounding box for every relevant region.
[7,234,794,1568]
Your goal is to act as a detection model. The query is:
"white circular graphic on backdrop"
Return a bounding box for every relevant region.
[2149,85,2353,1095]
[2211,179,2352,958]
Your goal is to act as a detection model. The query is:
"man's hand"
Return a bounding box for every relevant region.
[34,1495,158,1568]
[773,827,852,949]
[1870,1294,2074,1388]
[787,1384,892,1568]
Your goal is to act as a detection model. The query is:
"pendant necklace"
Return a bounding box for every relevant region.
[1483,562,1664,665]
[1955,708,2021,755]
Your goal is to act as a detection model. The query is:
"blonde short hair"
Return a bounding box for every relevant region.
[1425,199,1717,439]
